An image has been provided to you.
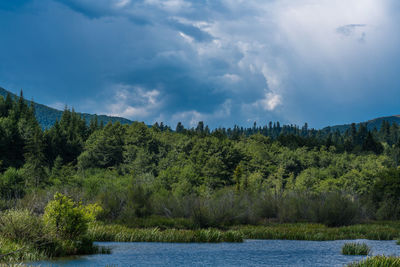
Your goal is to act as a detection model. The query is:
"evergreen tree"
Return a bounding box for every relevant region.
[176,122,184,133]
[24,126,47,187]
[362,132,383,154]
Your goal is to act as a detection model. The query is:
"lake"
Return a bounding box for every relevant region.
[32,239,400,267]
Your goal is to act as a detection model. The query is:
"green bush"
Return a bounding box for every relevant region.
[43,193,89,240]
[315,192,360,227]
[342,242,371,255]
[0,209,45,243]
[0,168,25,199]
[277,192,314,223]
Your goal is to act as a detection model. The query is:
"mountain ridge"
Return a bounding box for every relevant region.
[322,115,400,133]
[0,87,133,128]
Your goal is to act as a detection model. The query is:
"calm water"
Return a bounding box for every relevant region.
[32,239,400,267]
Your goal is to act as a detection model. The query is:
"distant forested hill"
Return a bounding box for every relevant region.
[0,87,133,128]
[323,116,400,133]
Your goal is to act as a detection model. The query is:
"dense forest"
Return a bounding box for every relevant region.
[1,91,400,229]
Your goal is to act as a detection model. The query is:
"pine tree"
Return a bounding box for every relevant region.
[363,131,383,154]
[176,122,184,133]
[24,126,47,187]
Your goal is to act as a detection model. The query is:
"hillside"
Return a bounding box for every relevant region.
[323,116,400,133]
[0,87,133,128]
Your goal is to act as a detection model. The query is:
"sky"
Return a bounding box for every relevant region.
[1,0,400,129]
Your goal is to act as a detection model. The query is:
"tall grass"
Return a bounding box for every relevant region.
[233,223,400,241]
[88,223,243,243]
[347,256,400,267]
[0,236,47,262]
[88,222,400,243]
[342,243,371,255]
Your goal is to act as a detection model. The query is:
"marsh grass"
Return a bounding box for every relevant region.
[342,243,371,255]
[234,223,400,241]
[88,222,400,243]
[0,237,47,262]
[347,256,400,266]
[88,223,243,243]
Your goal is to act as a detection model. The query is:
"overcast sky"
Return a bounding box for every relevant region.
[1,0,400,129]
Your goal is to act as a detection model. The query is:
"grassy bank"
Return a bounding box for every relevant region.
[234,222,400,241]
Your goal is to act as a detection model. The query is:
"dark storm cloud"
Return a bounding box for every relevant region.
[1,0,400,129]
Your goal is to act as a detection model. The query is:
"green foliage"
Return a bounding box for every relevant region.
[314,192,360,227]
[372,168,400,220]
[0,168,25,199]
[78,122,124,169]
[0,209,45,243]
[342,242,371,255]
[277,191,360,227]
[0,206,107,262]
[3,91,400,234]
[43,193,89,240]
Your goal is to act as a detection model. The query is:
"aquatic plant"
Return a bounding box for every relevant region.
[342,242,371,255]
[233,223,400,241]
[347,255,400,266]
[88,223,243,243]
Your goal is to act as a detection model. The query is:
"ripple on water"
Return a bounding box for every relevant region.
[31,239,400,267]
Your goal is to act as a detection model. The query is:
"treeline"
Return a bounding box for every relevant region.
[1,92,400,228]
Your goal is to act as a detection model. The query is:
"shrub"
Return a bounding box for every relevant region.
[315,192,360,227]
[0,209,45,243]
[82,203,103,222]
[43,193,89,240]
[0,168,25,199]
[342,242,371,255]
[277,192,314,223]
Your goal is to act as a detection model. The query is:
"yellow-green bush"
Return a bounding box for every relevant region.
[43,193,89,240]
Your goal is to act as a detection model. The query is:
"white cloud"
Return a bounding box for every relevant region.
[261,92,282,111]
[179,31,194,43]
[115,0,130,8]
[171,99,232,127]
[222,74,241,83]
[106,84,162,119]
[144,0,191,12]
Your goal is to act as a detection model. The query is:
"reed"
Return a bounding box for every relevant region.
[347,256,400,266]
[342,243,371,255]
[0,237,47,262]
[88,223,243,243]
[233,223,400,241]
